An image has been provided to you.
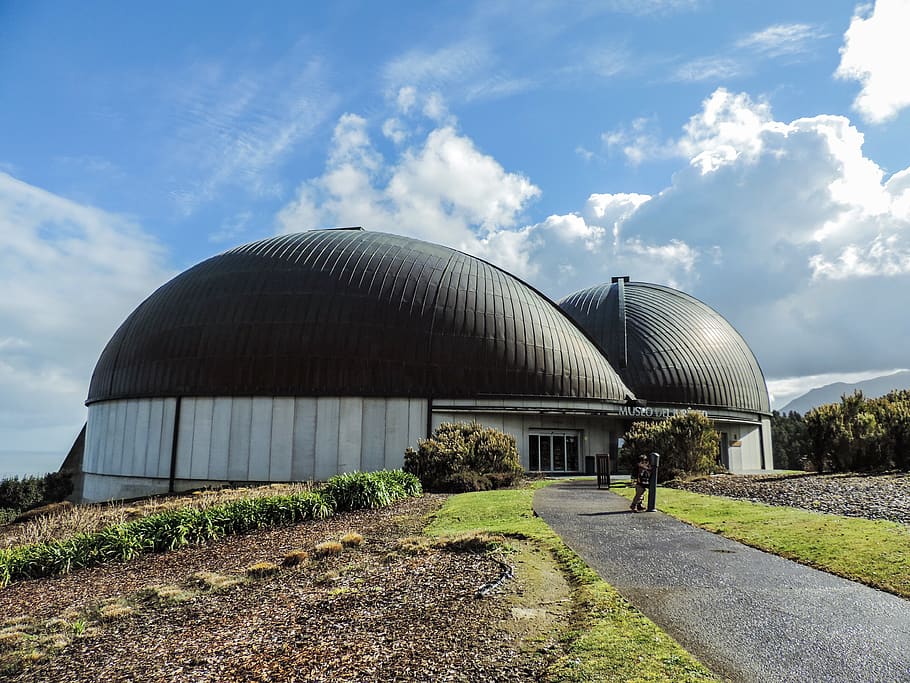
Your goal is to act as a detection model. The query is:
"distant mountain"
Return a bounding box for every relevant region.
[781,370,910,414]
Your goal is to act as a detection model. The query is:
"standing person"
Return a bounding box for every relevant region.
[630,455,651,512]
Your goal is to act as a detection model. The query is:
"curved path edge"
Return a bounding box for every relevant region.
[533,480,910,683]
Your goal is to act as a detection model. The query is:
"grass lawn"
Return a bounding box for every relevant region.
[427,483,718,683]
[614,484,910,598]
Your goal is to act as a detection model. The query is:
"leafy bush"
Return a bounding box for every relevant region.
[0,471,73,517]
[0,469,419,587]
[804,390,910,472]
[621,411,720,482]
[485,471,522,489]
[439,471,492,493]
[404,421,522,492]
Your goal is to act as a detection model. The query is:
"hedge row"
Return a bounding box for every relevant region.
[0,469,421,587]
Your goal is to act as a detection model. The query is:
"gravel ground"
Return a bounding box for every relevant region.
[1,495,558,682]
[668,472,910,524]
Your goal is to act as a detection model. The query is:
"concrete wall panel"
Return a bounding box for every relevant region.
[270,399,295,481]
[338,398,363,473]
[209,398,232,480]
[122,400,139,476]
[315,397,340,481]
[190,399,214,479]
[292,398,317,481]
[157,399,177,479]
[228,398,252,480]
[362,399,387,472]
[249,398,274,480]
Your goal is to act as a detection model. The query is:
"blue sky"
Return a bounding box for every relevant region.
[2,0,910,457]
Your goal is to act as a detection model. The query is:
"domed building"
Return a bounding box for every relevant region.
[79,229,636,501]
[559,277,773,472]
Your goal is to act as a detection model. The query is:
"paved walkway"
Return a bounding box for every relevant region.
[533,480,910,683]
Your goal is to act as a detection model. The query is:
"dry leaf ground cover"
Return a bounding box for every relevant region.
[0,494,569,682]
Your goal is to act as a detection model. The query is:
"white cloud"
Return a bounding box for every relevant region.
[521,89,910,381]
[736,23,826,57]
[382,42,493,96]
[278,87,910,387]
[836,0,910,123]
[382,117,408,145]
[768,368,907,409]
[166,54,338,214]
[0,173,173,451]
[278,114,541,271]
[209,211,252,244]
[671,56,742,83]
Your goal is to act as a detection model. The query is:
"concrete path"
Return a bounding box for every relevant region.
[533,480,910,683]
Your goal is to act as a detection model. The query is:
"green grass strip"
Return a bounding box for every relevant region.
[614,484,910,598]
[426,483,717,683]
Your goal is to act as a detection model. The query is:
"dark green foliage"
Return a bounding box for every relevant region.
[0,469,420,587]
[324,470,413,510]
[439,471,493,493]
[770,411,811,470]
[404,421,522,492]
[0,471,73,515]
[805,390,910,472]
[485,471,522,489]
[621,412,720,482]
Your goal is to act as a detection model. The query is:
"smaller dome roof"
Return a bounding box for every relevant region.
[559,280,770,413]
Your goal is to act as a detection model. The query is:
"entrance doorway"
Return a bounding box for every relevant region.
[529,432,580,472]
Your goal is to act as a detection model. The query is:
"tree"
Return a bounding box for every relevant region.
[804,402,846,472]
[770,410,810,470]
[621,411,719,482]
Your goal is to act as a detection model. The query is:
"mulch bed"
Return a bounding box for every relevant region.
[669,472,910,525]
[2,495,549,682]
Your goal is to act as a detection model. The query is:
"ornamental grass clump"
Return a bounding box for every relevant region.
[245,561,280,578]
[323,470,420,511]
[282,549,310,567]
[314,541,343,557]
[340,532,363,547]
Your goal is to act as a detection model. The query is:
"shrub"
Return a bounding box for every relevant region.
[485,471,521,489]
[439,471,492,493]
[404,421,522,492]
[621,411,720,482]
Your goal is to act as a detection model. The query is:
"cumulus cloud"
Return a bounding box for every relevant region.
[524,89,910,383]
[0,173,173,452]
[277,112,541,277]
[277,87,910,395]
[836,0,910,123]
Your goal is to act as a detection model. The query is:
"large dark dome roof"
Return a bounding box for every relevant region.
[88,229,632,404]
[559,280,770,413]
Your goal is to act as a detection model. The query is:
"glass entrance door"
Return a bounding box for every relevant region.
[529,432,580,472]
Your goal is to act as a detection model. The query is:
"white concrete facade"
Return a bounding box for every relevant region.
[81,395,772,502]
[82,396,427,502]
[431,407,621,474]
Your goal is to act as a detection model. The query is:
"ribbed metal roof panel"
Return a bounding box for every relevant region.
[559,281,770,413]
[88,230,632,404]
